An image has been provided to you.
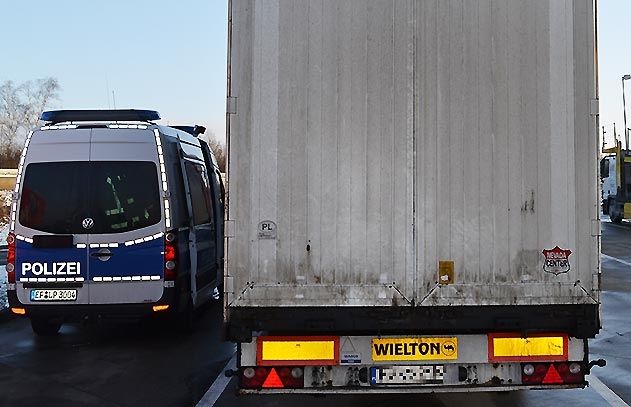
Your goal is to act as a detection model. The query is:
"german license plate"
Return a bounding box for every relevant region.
[371,365,444,385]
[30,289,77,302]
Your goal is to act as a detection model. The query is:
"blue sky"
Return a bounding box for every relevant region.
[0,1,628,146]
[599,0,631,148]
[0,0,228,141]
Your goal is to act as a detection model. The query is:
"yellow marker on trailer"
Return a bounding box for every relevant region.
[257,336,339,366]
[488,334,568,362]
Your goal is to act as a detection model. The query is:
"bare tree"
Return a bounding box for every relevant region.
[201,131,226,173]
[0,78,60,167]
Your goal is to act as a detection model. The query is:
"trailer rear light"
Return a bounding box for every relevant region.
[164,232,177,280]
[262,368,284,388]
[291,367,303,379]
[6,232,16,284]
[569,363,581,374]
[521,362,584,385]
[522,364,535,376]
[242,367,256,379]
[240,366,304,389]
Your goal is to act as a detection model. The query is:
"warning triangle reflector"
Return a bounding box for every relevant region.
[262,368,284,388]
[542,365,563,384]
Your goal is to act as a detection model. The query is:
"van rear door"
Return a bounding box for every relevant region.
[85,161,164,303]
[17,160,91,306]
[87,128,164,304]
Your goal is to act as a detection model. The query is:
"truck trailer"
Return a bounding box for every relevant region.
[224,0,602,393]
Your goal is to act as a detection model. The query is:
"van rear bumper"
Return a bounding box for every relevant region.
[7,288,175,319]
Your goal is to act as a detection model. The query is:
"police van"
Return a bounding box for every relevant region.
[5,109,225,335]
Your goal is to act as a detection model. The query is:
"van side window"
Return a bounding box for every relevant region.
[185,161,213,226]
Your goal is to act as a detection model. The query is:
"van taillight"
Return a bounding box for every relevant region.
[164,232,177,281]
[6,232,16,284]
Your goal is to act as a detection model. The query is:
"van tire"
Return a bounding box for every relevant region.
[30,317,62,336]
[611,207,623,224]
[176,294,195,333]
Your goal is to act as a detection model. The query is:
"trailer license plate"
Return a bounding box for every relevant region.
[371,365,444,385]
[30,289,77,302]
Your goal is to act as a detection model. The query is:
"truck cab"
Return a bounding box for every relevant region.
[601,141,631,223]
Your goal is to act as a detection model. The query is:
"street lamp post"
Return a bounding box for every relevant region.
[623,75,631,150]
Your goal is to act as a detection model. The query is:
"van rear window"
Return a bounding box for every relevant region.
[19,161,161,234]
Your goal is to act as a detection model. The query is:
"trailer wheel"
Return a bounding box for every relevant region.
[30,317,62,336]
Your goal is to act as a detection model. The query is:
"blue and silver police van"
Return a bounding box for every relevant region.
[5,110,224,335]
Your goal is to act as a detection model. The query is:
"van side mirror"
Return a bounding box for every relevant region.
[600,158,610,178]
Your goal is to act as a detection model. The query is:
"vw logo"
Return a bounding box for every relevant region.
[82,218,94,230]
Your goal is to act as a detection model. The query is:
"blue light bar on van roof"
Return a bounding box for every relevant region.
[40,109,161,123]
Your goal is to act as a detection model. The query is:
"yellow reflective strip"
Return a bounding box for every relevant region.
[261,341,335,361]
[493,337,564,357]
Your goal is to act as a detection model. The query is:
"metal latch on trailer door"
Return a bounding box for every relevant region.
[225,220,236,238]
[227,97,237,114]
[590,99,599,116]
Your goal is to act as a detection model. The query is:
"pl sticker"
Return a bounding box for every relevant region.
[542,246,572,275]
[257,220,277,239]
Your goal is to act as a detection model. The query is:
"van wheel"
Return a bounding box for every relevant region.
[30,317,62,336]
[611,207,623,224]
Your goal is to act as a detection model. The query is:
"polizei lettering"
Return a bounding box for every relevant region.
[22,262,81,276]
[373,342,441,357]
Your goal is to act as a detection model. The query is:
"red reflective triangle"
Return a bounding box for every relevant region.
[542,365,563,384]
[262,368,284,388]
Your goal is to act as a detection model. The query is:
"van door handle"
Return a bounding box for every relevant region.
[91,252,112,258]
[91,249,113,258]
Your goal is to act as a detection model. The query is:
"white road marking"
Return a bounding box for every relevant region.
[589,374,631,407]
[604,222,631,230]
[602,254,631,268]
[196,354,236,407]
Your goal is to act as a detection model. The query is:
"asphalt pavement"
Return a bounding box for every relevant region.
[1,222,631,407]
[0,300,235,407]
